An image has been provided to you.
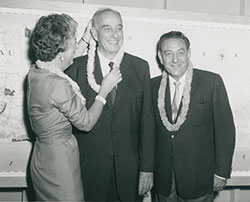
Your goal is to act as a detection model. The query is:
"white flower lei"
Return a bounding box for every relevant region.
[86,39,124,93]
[35,60,86,105]
[157,62,193,131]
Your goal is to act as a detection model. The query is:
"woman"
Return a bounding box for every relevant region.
[27,13,121,201]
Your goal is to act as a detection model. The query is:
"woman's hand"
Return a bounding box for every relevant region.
[98,68,122,99]
[75,20,93,57]
[80,20,93,45]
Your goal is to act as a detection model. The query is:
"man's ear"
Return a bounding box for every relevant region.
[188,48,191,59]
[91,27,98,41]
[157,51,163,64]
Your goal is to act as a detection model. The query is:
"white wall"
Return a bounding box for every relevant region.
[167,0,241,15]
[245,0,250,15]
[84,0,250,15]
[39,0,250,16]
[84,0,166,9]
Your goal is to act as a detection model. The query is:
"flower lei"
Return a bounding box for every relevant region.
[157,62,193,131]
[86,39,124,93]
[35,60,86,105]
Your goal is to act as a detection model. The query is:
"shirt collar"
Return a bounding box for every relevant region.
[98,50,113,66]
[169,71,187,86]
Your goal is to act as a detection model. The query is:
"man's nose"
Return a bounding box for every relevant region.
[172,53,178,63]
[111,29,119,38]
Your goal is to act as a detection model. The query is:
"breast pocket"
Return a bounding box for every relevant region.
[189,99,210,126]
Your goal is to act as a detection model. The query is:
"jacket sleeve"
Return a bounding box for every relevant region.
[64,57,85,82]
[139,62,156,172]
[212,74,235,178]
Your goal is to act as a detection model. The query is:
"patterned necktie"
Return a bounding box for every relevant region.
[172,80,181,122]
[108,61,116,105]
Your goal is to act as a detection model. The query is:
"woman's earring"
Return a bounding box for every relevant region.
[60,56,64,61]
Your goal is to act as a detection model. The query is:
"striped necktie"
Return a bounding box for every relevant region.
[172,80,181,122]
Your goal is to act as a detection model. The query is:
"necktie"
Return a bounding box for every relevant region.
[172,80,181,122]
[108,61,116,105]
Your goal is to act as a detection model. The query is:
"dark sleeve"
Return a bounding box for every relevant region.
[64,58,79,81]
[65,56,87,91]
[212,74,235,178]
[139,61,156,172]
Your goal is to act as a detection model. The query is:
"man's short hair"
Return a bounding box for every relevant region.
[157,31,190,52]
[92,8,122,28]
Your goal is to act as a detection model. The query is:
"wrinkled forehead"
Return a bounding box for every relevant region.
[95,11,123,28]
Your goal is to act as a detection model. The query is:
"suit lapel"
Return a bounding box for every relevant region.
[94,53,114,106]
[189,70,198,96]
[176,70,196,122]
[112,54,127,107]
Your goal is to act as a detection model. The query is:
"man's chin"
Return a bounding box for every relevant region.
[107,43,122,50]
[108,48,121,55]
[109,46,121,51]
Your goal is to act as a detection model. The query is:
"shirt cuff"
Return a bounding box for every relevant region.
[214,174,226,180]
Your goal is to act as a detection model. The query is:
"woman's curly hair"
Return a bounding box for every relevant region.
[30,13,78,62]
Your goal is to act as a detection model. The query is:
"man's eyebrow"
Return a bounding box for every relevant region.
[163,48,186,54]
[100,24,123,29]
[178,48,186,51]
[101,24,110,29]
[163,50,172,54]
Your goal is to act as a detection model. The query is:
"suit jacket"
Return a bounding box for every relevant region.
[151,68,235,199]
[65,52,155,201]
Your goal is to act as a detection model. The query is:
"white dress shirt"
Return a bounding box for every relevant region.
[98,50,113,77]
[169,73,187,109]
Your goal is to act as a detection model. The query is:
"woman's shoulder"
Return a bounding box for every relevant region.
[30,67,71,95]
[51,75,75,104]
[29,67,56,85]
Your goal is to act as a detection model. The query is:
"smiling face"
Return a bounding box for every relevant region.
[92,10,124,60]
[158,37,191,80]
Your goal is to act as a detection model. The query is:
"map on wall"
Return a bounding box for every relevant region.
[0,7,250,174]
[0,20,31,141]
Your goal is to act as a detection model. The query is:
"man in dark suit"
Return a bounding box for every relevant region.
[151,31,235,202]
[65,8,155,201]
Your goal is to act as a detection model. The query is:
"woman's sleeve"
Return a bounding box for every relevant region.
[51,78,91,131]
